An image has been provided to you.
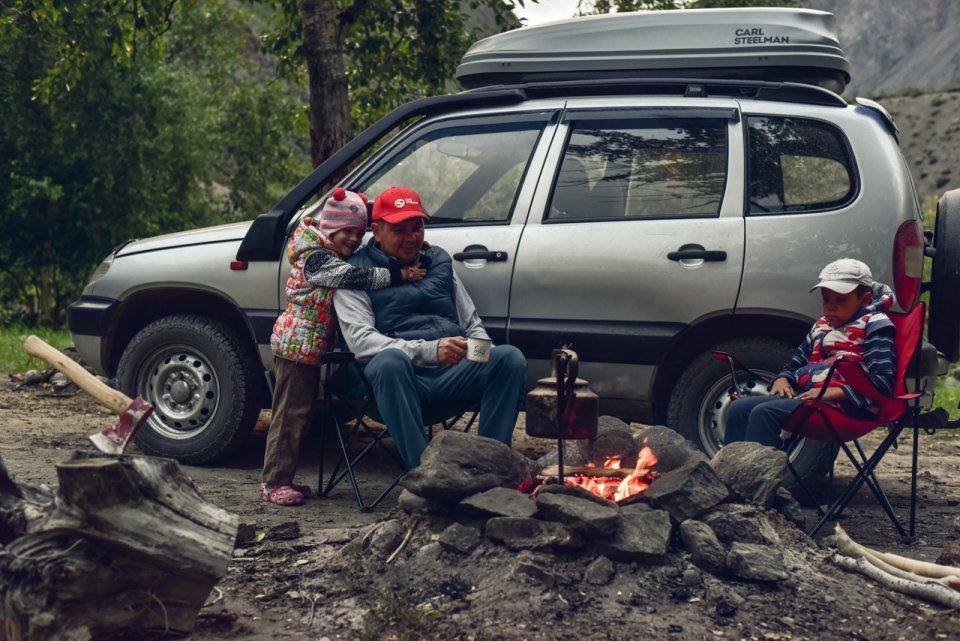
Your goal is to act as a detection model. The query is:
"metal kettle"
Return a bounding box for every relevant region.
[525,347,599,441]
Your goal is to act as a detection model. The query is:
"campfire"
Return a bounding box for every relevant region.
[537,445,658,505]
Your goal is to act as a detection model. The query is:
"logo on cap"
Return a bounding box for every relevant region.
[394,198,406,208]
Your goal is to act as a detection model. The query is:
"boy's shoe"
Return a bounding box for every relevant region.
[260,483,305,506]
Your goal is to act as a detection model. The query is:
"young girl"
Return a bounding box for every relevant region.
[261,187,424,506]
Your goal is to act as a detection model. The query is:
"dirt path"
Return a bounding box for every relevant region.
[1,381,958,640]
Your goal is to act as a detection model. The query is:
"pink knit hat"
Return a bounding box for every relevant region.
[317,187,369,237]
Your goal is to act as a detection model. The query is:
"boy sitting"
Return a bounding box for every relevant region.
[725,259,897,448]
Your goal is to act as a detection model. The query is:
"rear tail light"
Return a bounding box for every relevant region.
[893,220,923,310]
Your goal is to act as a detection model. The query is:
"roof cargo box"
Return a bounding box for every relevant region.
[456,8,850,94]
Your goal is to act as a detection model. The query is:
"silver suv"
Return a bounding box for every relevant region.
[68,9,956,483]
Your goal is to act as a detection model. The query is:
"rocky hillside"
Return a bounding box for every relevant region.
[806,0,960,97]
[876,88,960,206]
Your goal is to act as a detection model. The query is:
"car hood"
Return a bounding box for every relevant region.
[116,221,252,256]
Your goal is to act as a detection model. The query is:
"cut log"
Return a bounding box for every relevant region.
[832,555,960,609]
[833,525,960,590]
[0,451,238,641]
[539,465,630,479]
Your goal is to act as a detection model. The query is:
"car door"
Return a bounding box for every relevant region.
[347,109,561,342]
[509,100,746,406]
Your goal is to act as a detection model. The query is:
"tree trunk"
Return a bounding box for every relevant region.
[299,0,354,168]
[0,451,238,641]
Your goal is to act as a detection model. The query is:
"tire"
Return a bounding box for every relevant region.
[117,314,263,464]
[665,337,837,493]
[929,189,960,362]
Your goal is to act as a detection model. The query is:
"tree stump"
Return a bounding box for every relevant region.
[0,451,238,641]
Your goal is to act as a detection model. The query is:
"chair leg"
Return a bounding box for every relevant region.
[837,440,907,538]
[783,434,826,518]
[464,411,478,434]
[910,421,920,537]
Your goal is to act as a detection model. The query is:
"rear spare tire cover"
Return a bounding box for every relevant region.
[929,189,960,362]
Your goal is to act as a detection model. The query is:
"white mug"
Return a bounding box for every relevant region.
[466,337,492,363]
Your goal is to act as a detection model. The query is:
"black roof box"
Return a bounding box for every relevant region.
[456,8,850,94]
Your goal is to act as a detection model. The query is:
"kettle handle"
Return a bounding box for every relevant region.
[555,348,579,423]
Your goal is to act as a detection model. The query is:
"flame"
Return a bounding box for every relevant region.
[563,446,658,504]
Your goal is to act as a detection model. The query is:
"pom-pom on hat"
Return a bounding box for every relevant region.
[317,187,369,237]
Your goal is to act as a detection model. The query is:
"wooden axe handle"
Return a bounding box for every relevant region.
[23,335,132,415]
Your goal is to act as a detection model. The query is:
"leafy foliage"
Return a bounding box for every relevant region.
[578,0,797,13]
[0,1,308,325]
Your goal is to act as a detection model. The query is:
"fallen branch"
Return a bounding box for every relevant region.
[831,554,960,609]
[834,525,960,590]
[386,517,420,564]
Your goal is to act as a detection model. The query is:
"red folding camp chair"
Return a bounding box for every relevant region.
[778,302,925,539]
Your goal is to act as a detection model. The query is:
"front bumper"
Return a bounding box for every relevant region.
[67,295,118,375]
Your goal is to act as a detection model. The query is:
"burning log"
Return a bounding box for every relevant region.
[0,451,238,641]
[832,525,960,609]
[539,447,659,505]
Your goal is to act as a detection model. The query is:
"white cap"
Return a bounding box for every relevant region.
[810,259,874,294]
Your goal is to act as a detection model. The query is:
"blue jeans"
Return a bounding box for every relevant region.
[360,345,527,469]
[724,395,802,449]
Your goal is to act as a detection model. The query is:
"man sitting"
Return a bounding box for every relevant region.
[333,186,527,468]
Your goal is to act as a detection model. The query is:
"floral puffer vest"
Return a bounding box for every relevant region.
[270,220,338,365]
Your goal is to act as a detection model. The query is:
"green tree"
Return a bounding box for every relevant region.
[578,0,796,13]
[263,0,528,167]
[0,1,309,325]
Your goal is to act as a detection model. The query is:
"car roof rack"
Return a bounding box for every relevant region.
[457,8,850,95]
[469,77,847,108]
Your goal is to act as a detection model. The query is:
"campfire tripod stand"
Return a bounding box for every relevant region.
[525,347,599,484]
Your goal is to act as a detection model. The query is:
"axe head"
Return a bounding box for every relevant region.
[88,396,154,455]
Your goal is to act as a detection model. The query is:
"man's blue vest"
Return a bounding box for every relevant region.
[347,240,464,341]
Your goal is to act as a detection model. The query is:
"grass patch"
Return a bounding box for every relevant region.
[0,325,72,374]
[359,591,434,641]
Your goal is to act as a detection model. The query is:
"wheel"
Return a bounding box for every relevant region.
[929,189,960,362]
[666,337,837,493]
[117,314,263,463]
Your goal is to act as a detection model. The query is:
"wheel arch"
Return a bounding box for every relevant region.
[650,312,810,422]
[104,287,258,377]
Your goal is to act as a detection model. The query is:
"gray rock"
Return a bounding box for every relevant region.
[536,415,635,468]
[485,517,584,551]
[365,519,405,557]
[22,369,44,386]
[726,542,788,582]
[710,442,787,506]
[457,486,537,519]
[49,372,75,392]
[509,551,558,587]
[584,556,616,585]
[416,541,442,562]
[535,491,621,537]
[701,504,780,546]
[679,519,727,574]
[266,521,300,541]
[537,482,619,508]
[642,460,730,522]
[397,489,454,516]
[772,487,806,530]
[592,508,671,564]
[438,523,481,554]
[402,431,540,502]
[682,567,703,587]
[633,425,707,473]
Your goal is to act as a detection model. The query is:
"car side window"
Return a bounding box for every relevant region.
[546,117,728,222]
[747,116,856,214]
[358,118,545,226]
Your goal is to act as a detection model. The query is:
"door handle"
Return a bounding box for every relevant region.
[667,248,727,262]
[453,250,508,262]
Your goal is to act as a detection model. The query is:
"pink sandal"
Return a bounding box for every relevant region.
[259,483,305,506]
[290,484,313,498]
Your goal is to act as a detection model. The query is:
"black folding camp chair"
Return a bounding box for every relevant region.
[316,352,477,511]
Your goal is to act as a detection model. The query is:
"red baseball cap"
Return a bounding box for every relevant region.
[372,186,429,224]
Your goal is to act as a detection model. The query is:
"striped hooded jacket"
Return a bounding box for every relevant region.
[778,284,897,412]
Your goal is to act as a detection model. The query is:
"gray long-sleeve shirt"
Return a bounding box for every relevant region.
[333,271,490,367]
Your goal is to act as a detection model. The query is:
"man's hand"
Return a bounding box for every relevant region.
[770,377,796,398]
[798,387,845,402]
[401,265,426,282]
[438,337,467,365]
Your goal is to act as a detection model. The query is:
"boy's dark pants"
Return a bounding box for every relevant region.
[262,356,321,487]
[725,395,803,448]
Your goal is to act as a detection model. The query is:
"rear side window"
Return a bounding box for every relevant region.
[747,116,857,214]
[547,118,728,222]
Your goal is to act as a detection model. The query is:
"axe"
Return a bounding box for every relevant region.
[23,335,153,454]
